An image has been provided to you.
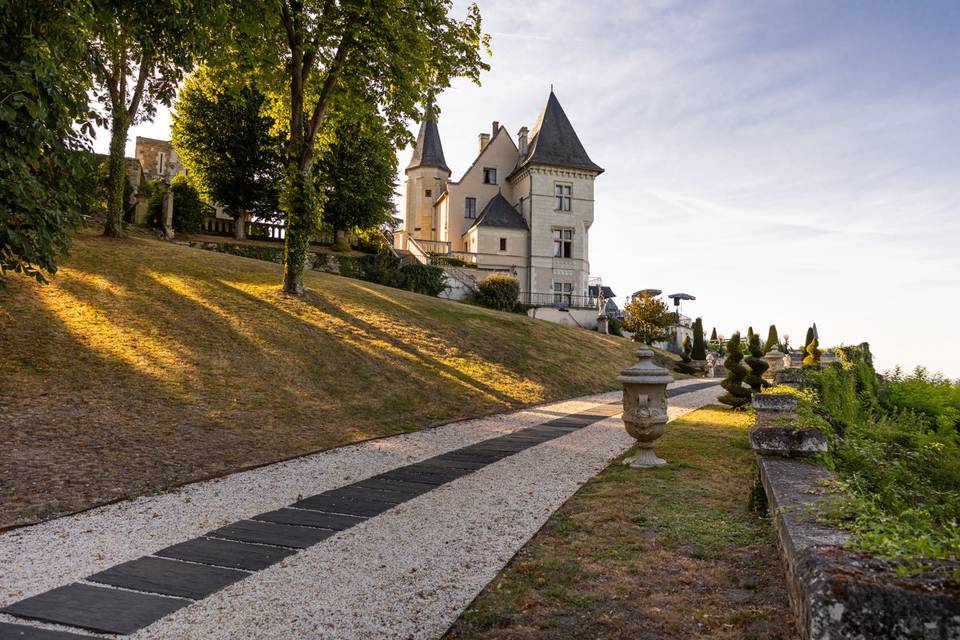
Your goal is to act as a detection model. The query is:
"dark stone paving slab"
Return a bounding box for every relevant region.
[252,508,365,531]
[292,493,398,517]
[87,555,247,600]
[327,484,410,504]
[666,381,718,397]
[0,622,94,639]
[209,519,336,549]
[156,537,294,571]
[354,476,437,496]
[1,584,189,635]
[434,451,504,464]
[416,457,489,471]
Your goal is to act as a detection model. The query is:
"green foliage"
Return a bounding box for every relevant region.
[719,333,752,409]
[608,316,623,337]
[710,327,718,341]
[621,293,672,345]
[357,254,402,286]
[315,102,398,236]
[765,325,779,352]
[168,175,206,233]
[691,317,707,360]
[396,263,447,296]
[0,1,96,285]
[803,336,821,367]
[805,326,815,350]
[431,255,472,268]
[680,335,692,363]
[475,274,521,312]
[799,354,960,561]
[172,66,283,224]
[90,1,227,237]
[744,333,771,392]
[746,326,754,342]
[219,0,489,294]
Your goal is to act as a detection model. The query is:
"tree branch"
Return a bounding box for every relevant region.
[126,51,153,120]
[304,25,354,157]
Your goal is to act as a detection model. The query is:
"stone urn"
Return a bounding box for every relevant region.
[763,348,785,382]
[618,349,673,467]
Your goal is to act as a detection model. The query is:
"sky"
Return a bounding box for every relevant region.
[99,0,960,378]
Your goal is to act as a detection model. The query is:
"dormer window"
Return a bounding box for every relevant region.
[483,167,497,184]
[554,183,572,211]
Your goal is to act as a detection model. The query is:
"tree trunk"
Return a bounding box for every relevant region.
[103,110,129,238]
[334,228,347,248]
[233,211,246,240]
[281,166,316,295]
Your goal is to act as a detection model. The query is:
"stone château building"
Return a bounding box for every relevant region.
[396,90,603,309]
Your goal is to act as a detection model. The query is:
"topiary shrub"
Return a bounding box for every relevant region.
[691,317,707,360]
[745,332,771,391]
[719,332,752,409]
[396,263,447,296]
[680,335,692,363]
[803,336,821,368]
[608,316,623,337]
[475,274,520,312]
[765,324,780,353]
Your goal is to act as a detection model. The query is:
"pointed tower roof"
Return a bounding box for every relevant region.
[405,105,450,174]
[515,90,603,175]
[466,192,528,232]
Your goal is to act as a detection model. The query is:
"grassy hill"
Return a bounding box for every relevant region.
[0,230,638,528]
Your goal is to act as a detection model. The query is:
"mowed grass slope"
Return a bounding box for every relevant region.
[0,231,637,528]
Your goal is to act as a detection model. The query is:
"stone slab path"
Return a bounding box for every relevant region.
[0,380,721,639]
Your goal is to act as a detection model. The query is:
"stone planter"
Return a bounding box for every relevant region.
[752,393,798,427]
[763,349,785,382]
[618,349,673,467]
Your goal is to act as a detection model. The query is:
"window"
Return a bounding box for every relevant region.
[499,237,507,251]
[553,282,574,305]
[425,189,432,198]
[464,197,477,218]
[483,167,497,184]
[554,183,572,211]
[553,228,573,258]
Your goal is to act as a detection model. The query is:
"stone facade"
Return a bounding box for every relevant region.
[135,137,184,180]
[400,91,603,303]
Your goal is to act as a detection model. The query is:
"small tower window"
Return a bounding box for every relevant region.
[425,189,432,198]
[554,183,572,211]
[483,167,497,184]
[499,238,507,251]
[553,228,573,258]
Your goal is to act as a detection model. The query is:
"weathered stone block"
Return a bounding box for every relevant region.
[775,368,806,389]
[753,393,799,426]
[750,426,826,456]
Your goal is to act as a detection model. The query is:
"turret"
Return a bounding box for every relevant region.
[404,105,451,240]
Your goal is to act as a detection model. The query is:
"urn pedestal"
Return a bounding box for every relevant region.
[618,349,673,468]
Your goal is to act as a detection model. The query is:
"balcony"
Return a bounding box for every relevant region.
[518,292,601,310]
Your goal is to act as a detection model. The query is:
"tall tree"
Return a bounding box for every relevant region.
[622,293,672,345]
[225,0,488,295]
[90,1,224,237]
[691,317,707,360]
[172,67,284,239]
[315,99,398,246]
[0,0,96,285]
[765,324,780,352]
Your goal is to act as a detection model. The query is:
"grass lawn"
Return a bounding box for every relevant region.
[445,406,794,640]
[0,229,641,529]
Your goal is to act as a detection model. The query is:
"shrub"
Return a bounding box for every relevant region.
[431,255,472,268]
[803,336,821,368]
[765,324,779,352]
[169,175,206,233]
[608,316,623,337]
[475,274,520,312]
[719,332,752,409]
[744,333,770,392]
[357,254,401,286]
[396,263,447,296]
[680,335,692,363]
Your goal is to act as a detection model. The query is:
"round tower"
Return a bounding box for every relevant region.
[404,106,451,241]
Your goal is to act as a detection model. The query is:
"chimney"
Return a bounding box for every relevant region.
[478,132,490,153]
[492,120,499,135]
[517,126,529,156]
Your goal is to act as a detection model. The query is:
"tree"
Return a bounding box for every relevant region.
[171,66,284,239]
[691,317,707,360]
[719,333,752,409]
[765,325,780,352]
[747,326,755,342]
[1,0,96,285]
[710,327,718,342]
[224,1,489,295]
[315,100,398,247]
[803,337,821,368]
[745,333,770,391]
[90,1,224,237]
[622,293,672,345]
[680,335,692,363]
[805,326,815,352]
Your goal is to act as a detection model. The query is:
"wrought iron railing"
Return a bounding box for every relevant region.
[518,292,601,310]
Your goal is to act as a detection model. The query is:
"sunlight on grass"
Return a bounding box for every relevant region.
[671,405,755,430]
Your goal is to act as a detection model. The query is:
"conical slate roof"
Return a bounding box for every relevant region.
[467,192,528,231]
[405,105,450,174]
[516,90,603,175]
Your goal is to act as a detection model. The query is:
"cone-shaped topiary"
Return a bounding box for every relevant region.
[747,326,755,342]
[680,335,692,363]
[691,317,707,360]
[719,332,752,409]
[803,336,821,367]
[745,333,771,391]
[805,327,815,351]
[765,325,779,353]
[710,327,718,342]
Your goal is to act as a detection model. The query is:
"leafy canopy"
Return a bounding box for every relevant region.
[0,0,96,285]
[622,293,672,345]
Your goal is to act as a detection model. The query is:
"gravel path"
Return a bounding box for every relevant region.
[0,380,721,639]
